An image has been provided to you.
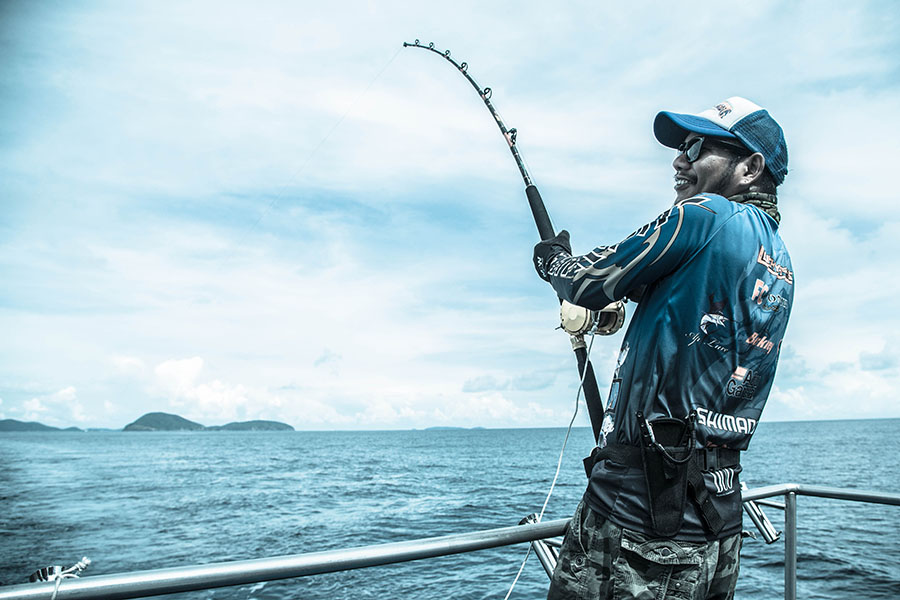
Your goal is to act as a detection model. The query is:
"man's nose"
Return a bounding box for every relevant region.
[673,149,690,171]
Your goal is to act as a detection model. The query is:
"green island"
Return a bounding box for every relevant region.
[0,412,294,432]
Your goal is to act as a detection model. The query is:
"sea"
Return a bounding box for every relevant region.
[1,419,898,599]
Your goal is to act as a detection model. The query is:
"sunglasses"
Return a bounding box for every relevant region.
[677,136,751,163]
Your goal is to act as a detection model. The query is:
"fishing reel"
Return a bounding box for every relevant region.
[559,300,625,337]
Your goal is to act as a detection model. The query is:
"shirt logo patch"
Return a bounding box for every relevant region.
[756,246,793,284]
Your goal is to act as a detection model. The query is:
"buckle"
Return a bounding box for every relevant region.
[701,448,739,470]
[702,448,720,471]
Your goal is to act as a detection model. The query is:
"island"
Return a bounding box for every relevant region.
[206,420,294,431]
[123,412,205,431]
[0,419,83,432]
[123,412,294,432]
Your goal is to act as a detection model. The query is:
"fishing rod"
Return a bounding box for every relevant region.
[402,40,625,443]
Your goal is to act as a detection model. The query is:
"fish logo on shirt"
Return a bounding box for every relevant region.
[700,295,729,334]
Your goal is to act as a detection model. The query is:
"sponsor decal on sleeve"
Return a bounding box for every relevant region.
[725,366,760,400]
[751,279,790,313]
[697,406,757,435]
[711,467,737,496]
[699,295,729,334]
[598,412,615,449]
[745,332,776,354]
[607,379,621,412]
[685,295,731,353]
[756,246,793,284]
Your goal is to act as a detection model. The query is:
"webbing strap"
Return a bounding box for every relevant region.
[687,459,726,535]
[583,443,736,536]
[583,444,641,477]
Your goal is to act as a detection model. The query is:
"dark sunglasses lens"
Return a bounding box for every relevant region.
[677,137,703,162]
[685,137,703,162]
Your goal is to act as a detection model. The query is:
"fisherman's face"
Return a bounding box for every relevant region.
[672,133,745,202]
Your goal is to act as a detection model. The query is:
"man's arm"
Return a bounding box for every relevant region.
[537,197,721,310]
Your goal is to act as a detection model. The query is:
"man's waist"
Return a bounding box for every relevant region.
[585,444,740,476]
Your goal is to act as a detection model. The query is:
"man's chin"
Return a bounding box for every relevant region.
[674,187,695,202]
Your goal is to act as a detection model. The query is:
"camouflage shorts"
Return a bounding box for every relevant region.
[546,500,741,600]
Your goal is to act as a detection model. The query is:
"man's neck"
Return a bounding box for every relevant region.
[729,192,780,223]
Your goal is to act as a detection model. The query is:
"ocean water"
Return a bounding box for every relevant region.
[1,419,898,599]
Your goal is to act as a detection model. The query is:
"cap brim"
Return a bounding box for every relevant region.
[653,111,738,148]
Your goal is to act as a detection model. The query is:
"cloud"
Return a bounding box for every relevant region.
[313,349,342,368]
[860,348,897,372]
[462,375,509,393]
[431,392,562,428]
[17,386,86,426]
[111,355,146,375]
[767,386,815,418]
[2,0,900,429]
[511,371,558,392]
[155,357,204,397]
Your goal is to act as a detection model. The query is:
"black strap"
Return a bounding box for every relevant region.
[699,447,740,471]
[687,459,726,535]
[585,444,740,476]
[583,444,642,477]
[583,443,739,536]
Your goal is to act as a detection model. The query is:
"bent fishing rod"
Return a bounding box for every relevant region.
[402,40,624,443]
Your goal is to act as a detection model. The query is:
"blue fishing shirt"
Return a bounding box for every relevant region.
[545,193,794,540]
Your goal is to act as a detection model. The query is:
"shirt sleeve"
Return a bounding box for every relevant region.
[546,197,721,309]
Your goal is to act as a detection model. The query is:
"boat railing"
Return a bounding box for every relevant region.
[1,483,898,600]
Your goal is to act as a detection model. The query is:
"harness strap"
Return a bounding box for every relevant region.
[583,443,739,536]
[687,459,726,535]
[583,444,641,477]
[584,445,740,476]
[699,448,740,471]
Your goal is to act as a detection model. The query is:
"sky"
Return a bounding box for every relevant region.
[1,0,899,430]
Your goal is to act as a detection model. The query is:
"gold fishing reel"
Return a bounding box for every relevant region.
[560,300,625,336]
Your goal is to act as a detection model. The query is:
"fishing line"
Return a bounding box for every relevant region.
[503,333,598,599]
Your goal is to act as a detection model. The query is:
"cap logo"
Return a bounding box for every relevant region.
[715,102,733,119]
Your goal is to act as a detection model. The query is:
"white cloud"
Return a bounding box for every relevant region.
[1,0,899,429]
[155,357,204,397]
[17,387,86,426]
[23,398,46,414]
[111,355,146,376]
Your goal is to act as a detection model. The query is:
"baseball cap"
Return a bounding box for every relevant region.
[653,96,788,185]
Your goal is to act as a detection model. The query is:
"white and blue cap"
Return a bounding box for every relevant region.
[653,96,788,185]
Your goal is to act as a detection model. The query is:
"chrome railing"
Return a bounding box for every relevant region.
[742,484,900,600]
[1,483,897,600]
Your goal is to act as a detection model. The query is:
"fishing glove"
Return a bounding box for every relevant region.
[533,230,571,282]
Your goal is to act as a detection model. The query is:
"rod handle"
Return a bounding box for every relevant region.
[575,346,604,443]
[526,184,555,241]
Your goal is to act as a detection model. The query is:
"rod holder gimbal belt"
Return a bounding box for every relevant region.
[583,413,739,537]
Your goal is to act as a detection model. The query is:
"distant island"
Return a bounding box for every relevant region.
[205,420,295,431]
[0,412,294,432]
[124,412,205,431]
[125,412,294,432]
[0,419,83,432]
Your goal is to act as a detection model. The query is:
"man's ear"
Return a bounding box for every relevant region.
[741,153,767,188]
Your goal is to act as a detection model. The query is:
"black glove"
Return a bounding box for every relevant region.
[533,230,571,282]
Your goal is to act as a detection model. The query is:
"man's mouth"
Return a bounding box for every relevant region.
[674,176,694,190]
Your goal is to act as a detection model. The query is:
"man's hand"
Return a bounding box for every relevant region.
[533,230,572,282]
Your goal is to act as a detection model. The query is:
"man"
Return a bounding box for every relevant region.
[533,97,793,600]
